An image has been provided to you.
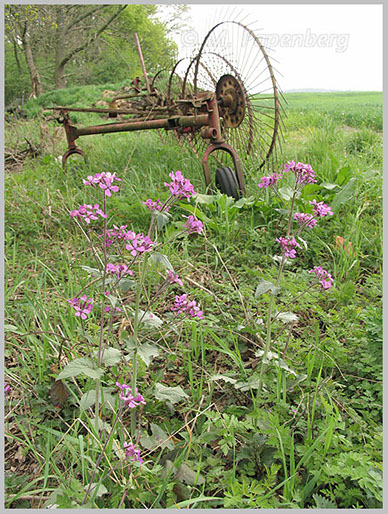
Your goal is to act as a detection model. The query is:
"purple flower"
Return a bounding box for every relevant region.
[142,199,170,213]
[83,172,121,197]
[69,204,107,224]
[4,383,11,395]
[276,236,301,259]
[283,161,317,185]
[167,270,183,287]
[104,305,122,312]
[101,225,128,248]
[183,215,204,235]
[116,382,146,408]
[258,173,283,188]
[106,263,133,278]
[309,266,334,289]
[123,442,144,466]
[124,231,155,257]
[171,294,203,319]
[67,295,93,320]
[164,170,195,199]
[293,212,317,229]
[309,200,333,218]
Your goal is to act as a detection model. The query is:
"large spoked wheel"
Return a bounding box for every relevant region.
[215,166,241,200]
[191,21,285,172]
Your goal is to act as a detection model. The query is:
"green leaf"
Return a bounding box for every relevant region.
[275,311,299,324]
[87,483,108,498]
[150,252,174,271]
[154,383,188,404]
[141,423,174,450]
[138,342,160,366]
[139,309,164,328]
[101,347,121,366]
[4,324,23,334]
[154,210,170,230]
[175,462,205,486]
[312,493,337,509]
[255,279,280,297]
[79,389,116,411]
[80,265,101,277]
[209,374,237,384]
[57,357,103,380]
[192,193,216,205]
[321,182,340,191]
[331,177,357,213]
[118,278,136,292]
[278,187,294,201]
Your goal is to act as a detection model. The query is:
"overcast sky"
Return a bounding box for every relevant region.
[163,4,382,92]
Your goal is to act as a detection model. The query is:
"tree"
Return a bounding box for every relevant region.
[5,5,44,97]
[51,4,128,89]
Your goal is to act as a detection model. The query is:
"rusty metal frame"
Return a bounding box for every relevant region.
[51,31,254,196]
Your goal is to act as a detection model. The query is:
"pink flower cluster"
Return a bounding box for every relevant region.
[167,270,183,286]
[103,225,128,248]
[142,199,170,213]
[258,173,283,188]
[283,161,317,185]
[294,212,317,229]
[124,442,144,466]
[4,383,11,395]
[67,295,93,320]
[83,172,121,197]
[310,200,333,217]
[164,170,195,199]
[183,215,204,234]
[106,263,133,278]
[276,236,301,259]
[70,204,106,224]
[124,231,155,257]
[309,266,334,289]
[171,294,203,319]
[116,382,146,408]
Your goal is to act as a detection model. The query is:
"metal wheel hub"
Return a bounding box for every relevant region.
[216,74,246,128]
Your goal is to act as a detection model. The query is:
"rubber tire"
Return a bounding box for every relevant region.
[215,166,241,200]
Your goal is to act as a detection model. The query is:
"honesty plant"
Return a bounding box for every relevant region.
[256,161,334,398]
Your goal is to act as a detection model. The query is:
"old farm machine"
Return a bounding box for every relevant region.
[50,22,285,199]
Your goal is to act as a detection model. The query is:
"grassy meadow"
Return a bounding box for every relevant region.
[4,88,383,508]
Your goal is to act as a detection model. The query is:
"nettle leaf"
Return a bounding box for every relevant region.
[57,357,103,380]
[275,311,299,324]
[101,347,121,366]
[331,177,357,213]
[150,252,174,271]
[209,374,237,384]
[141,423,174,450]
[79,389,116,411]
[234,195,256,209]
[138,342,160,366]
[192,193,216,205]
[138,309,164,328]
[118,278,136,293]
[255,279,280,297]
[175,462,205,486]
[321,182,340,191]
[278,187,294,201]
[80,265,102,277]
[87,483,108,499]
[154,383,188,404]
[154,210,171,230]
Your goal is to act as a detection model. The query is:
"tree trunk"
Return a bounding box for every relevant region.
[22,29,43,97]
[54,7,67,89]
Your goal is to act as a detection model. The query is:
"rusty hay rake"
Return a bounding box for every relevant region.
[50,21,285,199]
